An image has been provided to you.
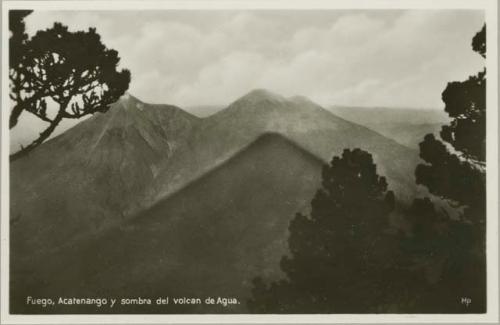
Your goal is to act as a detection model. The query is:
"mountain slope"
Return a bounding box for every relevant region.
[11,133,325,314]
[366,122,444,149]
[329,105,449,125]
[329,105,449,149]
[10,94,200,257]
[11,90,426,262]
[151,89,423,206]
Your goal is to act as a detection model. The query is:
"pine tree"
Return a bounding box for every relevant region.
[407,24,487,312]
[9,13,131,161]
[249,148,396,313]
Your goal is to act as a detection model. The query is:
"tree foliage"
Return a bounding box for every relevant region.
[400,197,484,312]
[472,24,486,58]
[408,24,487,312]
[416,24,486,224]
[249,149,397,313]
[440,25,486,162]
[416,134,485,215]
[9,10,32,75]
[9,12,131,161]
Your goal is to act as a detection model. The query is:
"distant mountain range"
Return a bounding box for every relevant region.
[330,105,449,149]
[11,89,433,313]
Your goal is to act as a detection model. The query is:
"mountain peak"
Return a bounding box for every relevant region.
[117,92,143,110]
[237,89,286,104]
[114,94,195,119]
[289,95,315,105]
[120,92,132,101]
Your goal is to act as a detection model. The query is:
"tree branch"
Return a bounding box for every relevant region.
[10,119,61,162]
[10,103,66,162]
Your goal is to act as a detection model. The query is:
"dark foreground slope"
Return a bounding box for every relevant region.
[11,133,324,314]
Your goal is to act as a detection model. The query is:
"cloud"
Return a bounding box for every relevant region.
[22,9,485,110]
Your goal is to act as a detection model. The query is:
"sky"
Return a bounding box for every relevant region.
[23,9,485,110]
[11,9,484,151]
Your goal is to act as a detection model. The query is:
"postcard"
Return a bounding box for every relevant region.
[1,0,498,323]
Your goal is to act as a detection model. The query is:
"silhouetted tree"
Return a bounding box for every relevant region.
[472,24,486,59]
[408,24,486,312]
[9,13,131,161]
[249,148,397,313]
[9,10,32,100]
[401,197,483,312]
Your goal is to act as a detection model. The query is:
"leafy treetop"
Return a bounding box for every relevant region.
[9,14,130,161]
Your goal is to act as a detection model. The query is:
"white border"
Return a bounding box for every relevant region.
[1,0,498,324]
[0,0,495,10]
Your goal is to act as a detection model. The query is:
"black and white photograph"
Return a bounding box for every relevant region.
[1,0,498,323]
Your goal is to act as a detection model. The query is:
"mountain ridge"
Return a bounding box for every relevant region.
[10,94,200,256]
[132,131,325,218]
[329,105,449,149]
[11,89,423,261]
